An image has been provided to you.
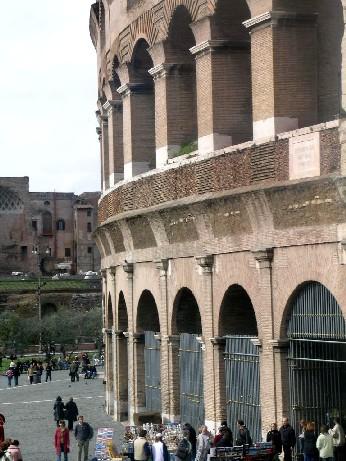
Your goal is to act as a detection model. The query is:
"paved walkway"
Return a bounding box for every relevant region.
[0,369,123,461]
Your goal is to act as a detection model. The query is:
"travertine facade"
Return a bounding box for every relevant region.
[91,0,346,435]
[0,177,100,275]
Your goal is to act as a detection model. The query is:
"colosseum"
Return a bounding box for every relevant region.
[90,0,346,439]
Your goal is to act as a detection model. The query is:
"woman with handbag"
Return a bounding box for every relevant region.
[54,420,70,461]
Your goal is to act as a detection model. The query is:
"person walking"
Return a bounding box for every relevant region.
[182,423,196,461]
[151,433,169,461]
[45,363,52,382]
[134,429,151,461]
[54,420,70,461]
[302,422,317,461]
[195,426,211,461]
[27,365,34,385]
[13,364,20,387]
[7,439,23,461]
[175,429,192,461]
[5,368,13,387]
[316,425,334,461]
[329,417,345,461]
[279,417,296,461]
[65,398,79,431]
[74,415,93,461]
[235,420,252,446]
[53,396,65,427]
[266,423,282,461]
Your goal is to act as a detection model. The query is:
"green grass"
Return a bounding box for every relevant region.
[171,140,198,158]
[0,278,100,293]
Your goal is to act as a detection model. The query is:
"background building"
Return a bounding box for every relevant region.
[0,177,100,275]
[91,0,346,439]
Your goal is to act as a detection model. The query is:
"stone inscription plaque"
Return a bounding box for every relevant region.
[289,131,320,180]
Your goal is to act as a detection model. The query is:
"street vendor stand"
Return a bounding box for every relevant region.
[210,443,273,461]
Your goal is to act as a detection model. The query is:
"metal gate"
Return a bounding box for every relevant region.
[287,282,346,434]
[179,333,205,429]
[225,335,261,442]
[144,331,161,412]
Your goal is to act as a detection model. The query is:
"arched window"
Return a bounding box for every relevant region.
[56,219,65,231]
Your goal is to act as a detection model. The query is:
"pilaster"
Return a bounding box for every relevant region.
[103,100,124,186]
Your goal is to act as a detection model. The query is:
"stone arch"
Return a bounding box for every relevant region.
[172,287,202,334]
[118,291,128,331]
[111,55,121,95]
[136,289,160,332]
[213,0,250,40]
[219,284,257,337]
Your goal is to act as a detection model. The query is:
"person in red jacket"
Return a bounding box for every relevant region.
[0,414,5,444]
[54,420,70,461]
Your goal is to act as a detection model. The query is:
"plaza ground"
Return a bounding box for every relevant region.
[0,369,123,460]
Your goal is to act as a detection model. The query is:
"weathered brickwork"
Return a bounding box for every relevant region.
[90,0,346,434]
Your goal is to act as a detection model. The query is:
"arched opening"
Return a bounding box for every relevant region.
[124,39,155,178]
[42,211,52,235]
[157,6,197,160]
[173,288,204,430]
[220,284,260,442]
[117,291,128,420]
[56,219,65,231]
[107,292,113,328]
[136,290,161,413]
[41,302,57,316]
[286,282,346,439]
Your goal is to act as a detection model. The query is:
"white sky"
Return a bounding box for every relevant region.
[0,0,100,194]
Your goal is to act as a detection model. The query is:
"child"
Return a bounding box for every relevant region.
[6,439,23,461]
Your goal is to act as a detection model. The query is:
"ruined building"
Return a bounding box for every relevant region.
[0,177,100,275]
[91,0,346,436]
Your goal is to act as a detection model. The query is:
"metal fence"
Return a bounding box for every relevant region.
[179,333,205,430]
[287,282,346,437]
[144,331,161,412]
[224,335,261,442]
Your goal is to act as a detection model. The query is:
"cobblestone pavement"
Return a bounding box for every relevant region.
[0,369,123,461]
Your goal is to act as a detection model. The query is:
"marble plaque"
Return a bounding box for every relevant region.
[289,131,320,180]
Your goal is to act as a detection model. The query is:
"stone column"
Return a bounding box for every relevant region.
[244,11,318,139]
[167,334,181,422]
[155,259,170,421]
[104,328,113,414]
[96,125,103,191]
[196,255,216,430]
[190,40,252,154]
[118,83,155,179]
[252,248,277,437]
[210,337,227,427]
[103,100,124,186]
[114,330,129,421]
[97,112,110,190]
[108,267,116,417]
[149,63,197,166]
[270,339,290,420]
[133,332,146,417]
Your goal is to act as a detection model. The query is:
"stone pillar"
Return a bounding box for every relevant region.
[114,330,129,421]
[244,11,318,139]
[108,267,116,417]
[104,328,113,415]
[252,248,277,437]
[210,337,227,427]
[155,259,170,421]
[190,40,252,154]
[98,112,110,190]
[96,125,103,191]
[196,255,216,430]
[149,63,197,166]
[167,334,181,422]
[133,332,146,416]
[103,100,124,186]
[270,339,290,420]
[118,83,155,179]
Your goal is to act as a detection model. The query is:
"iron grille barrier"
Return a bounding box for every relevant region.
[179,333,205,430]
[224,335,261,442]
[144,331,161,412]
[287,282,346,449]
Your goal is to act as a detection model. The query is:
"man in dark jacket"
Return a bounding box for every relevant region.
[74,415,93,461]
[235,420,252,446]
[279,417,296,461]
[266,423,282,459]
[65,397,79,431]
[183,423,196,460]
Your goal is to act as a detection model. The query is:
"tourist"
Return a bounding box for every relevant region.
[69,360,79,383]
[266,423,282,460]
[279,417,296,461]
[74,415,93,461]
[5,369,13,388]
[54,420,70,461]
[0,441,11,461]
[27,365,33,385]
[151,433,169,461]
[6,439,23,461]
[195,426,211,461]
[215,427,233,448]
[0,415,5,443]
[53,396,65,427]
[65,397,79,431]
[213,422,228,446]
[316,425,334,461]
[175,429,192,461]
[235,420,252,446]
[182,423,196,460]
[13,364,20,387]
[45,362,52,382]
[329,417,345,461]
[302,421,317,461]
[134,429,151,461]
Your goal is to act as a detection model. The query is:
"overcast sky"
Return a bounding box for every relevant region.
[0,0,100,194]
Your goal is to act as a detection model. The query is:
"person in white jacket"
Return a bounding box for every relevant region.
[316,425,334,461]
[329,417,345,461]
